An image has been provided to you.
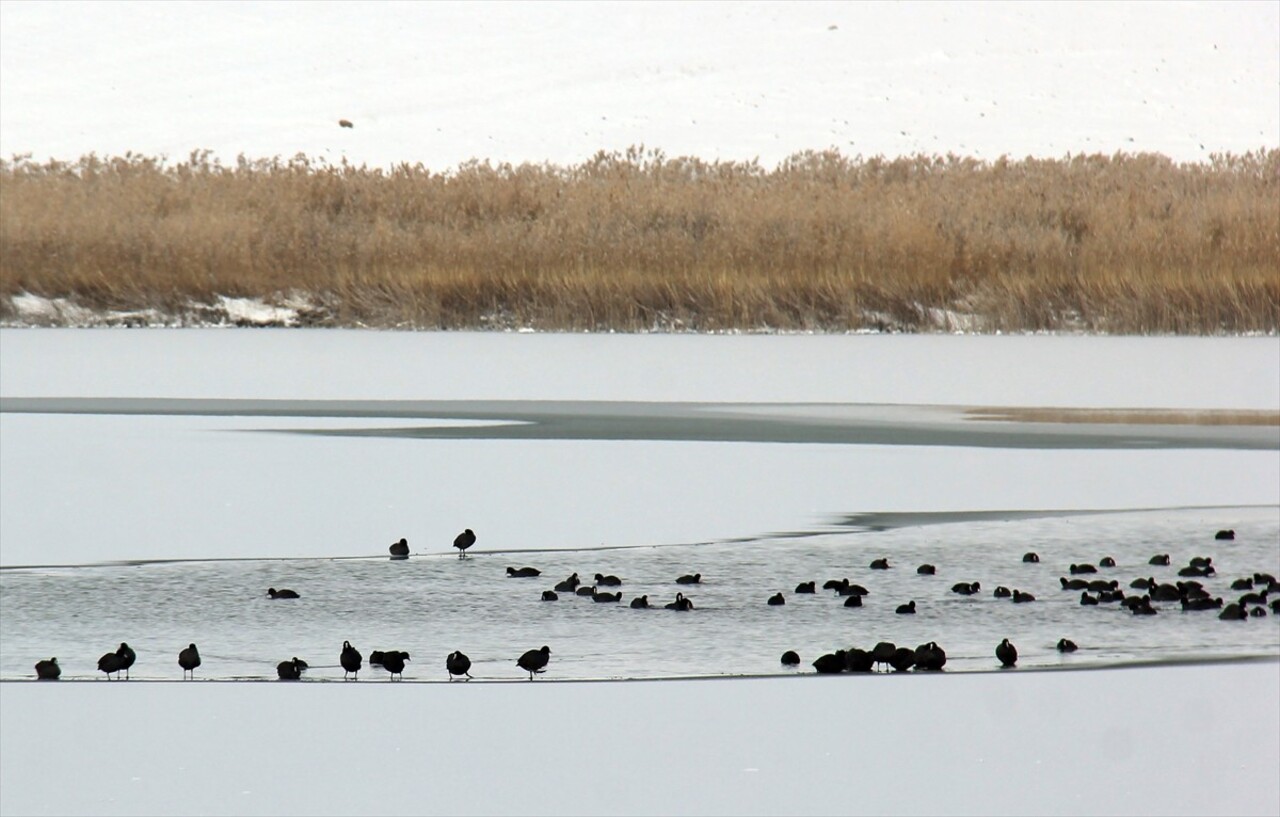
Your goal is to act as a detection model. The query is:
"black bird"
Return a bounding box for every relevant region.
[575,585,597,596]
[594,573,622,586]
[889,647,916,672]
[1070,563,1097,575]
[676,573,702,585]
[97,651,124,680]
[369,651,386,665]
[453,528,476,559]
[1271,598,1280,614]
[1061,577,1089,590]
[1231,577,1254,591]
[1249,606,1267,618]
[1130,577,1153,589]
[178,643,201,679]
[381,650,409,680]
[996,638,1018,668]
[994,586,1012,598]
[1099,556,1117,568]
[116,642,136,679]
[1056,638,1078,653]
[844,648,875,673]
[1012,590,1036,603]
[446,651,472,681]
[277,657,306,680]
[822,578,848,591]
[1189,556,1213,569]
[554,573,581,592]
[665,592,694,611]
[1150,583,1182,602]
[1215,529,1235,540]
[389,538,409,559]
[812,651,847,674]
[795,581,816,593]
[871,642,897,672]
[916,564,936,575]
[952,581,980,595]
[913,642,947,671]
[341,640,362,680]
[268,587,300,599]
[507,566,541,578]
[1022,552,1040,563]
[1131,597,1158,616]
[767,593,786,606]
[1087,579,1118,593]
[34,657,61,680]
[843,594,863,608]
[837,582,870,597]
[1080,591,1099,606]
[1219,603,1247,620]
[630,595,649,608]
[541,590,559,601]
[780,650,801,666]
[895,600,916,614]
[1148,554,1171,566]
[592,590,622,603]
[517,646,551,680]
[869,558,890,570]
[1100,589,1126,603]
[338,119,354,128]
[1181,596,1224,611]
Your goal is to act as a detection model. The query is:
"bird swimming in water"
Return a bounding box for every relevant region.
[994,586,1012,598]
[869,558,890,570]
[507,566,541,578]
[541,590,559,601]
[676,573,702,585]
[812,651,847,674]
[996,638,1018,667]
[178,643,201,679]
[34,657,61,680]
[447,650,472,681]
[843,594,863,608]
[767,592,786,606]
[1215,529,1235,540]
[665,592,694,611]
[1056,638,1078,653]
[554,573,580,592]
[1148,554,1171,565]
[780,650,800,666]
[795,581,816,593]
[341,640,362,680]
[630,595,649,608]
[268,587,300,599]
[592,590,622,603]
[916,564,936,575]
[1099,556,1116,567]
[895,600,917,614]
[1022,552,1040,563]
[389,538,409,559]
[453,528,476,558]
[1012,590,1036,603]
[594,573,622,586]
[517,646,551,679]
[952,581,980,595]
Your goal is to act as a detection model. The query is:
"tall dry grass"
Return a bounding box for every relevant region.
[1,146,1277,332]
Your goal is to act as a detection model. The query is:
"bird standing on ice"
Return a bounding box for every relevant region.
[453,529,476,559]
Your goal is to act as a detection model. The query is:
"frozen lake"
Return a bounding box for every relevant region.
[1,330,1278,815]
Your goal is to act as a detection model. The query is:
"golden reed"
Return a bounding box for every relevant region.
[1,146,1276,332]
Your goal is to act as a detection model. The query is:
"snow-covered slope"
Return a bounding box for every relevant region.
[1,1,1276,170]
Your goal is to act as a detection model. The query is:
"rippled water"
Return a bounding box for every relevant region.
[4,506,1276,681]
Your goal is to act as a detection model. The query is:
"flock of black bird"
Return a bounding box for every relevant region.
[28,526,1278,682]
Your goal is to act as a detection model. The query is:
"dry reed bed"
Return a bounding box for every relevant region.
[1,147,1277,332]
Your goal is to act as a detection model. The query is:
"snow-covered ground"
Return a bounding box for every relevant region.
[1,1,1276,170]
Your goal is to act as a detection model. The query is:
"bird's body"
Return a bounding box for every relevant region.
[676,573,701,585]
[812,651,847,674]
[178,643,201,679]
[594,573,622,586]
[554,573,580,592]
[780,650,800,666]
[338,119,354,128]
[97,651,124,679]
[1012,590,1036,603]
[341,640,362,680]
[507,566,540,578]
[895,600,917,614]
[843,594,863,607]
[916,564,936,575]
[116,642,136,679]
[665,592,694,611]
[517,646,551,679]
[389,538,409,559]
[1057,639,1078,653]
[996,638,1018,667]
[35,657,60,680]
[592,590,622,603]
[914,642,946,671]
[541,590,559,601]
[629,595,649,608]
[446,650,472,681]
[795,581,816,593]
[767,592,786,606]
[277,657,306,680]
[1215,529,1235,540]
[380,650,409,680]
[268,587,300,599]
[453,529,476,558]
[1022,552,1040,563]
[869,558,890,570]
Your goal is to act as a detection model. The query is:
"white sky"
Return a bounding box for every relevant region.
[1,0,1277,170]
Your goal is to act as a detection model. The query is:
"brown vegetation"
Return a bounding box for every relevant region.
[1,146,1277,332]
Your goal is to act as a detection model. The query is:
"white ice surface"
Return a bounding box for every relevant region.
[2,662,1278,817]
[1,1,1276,169]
